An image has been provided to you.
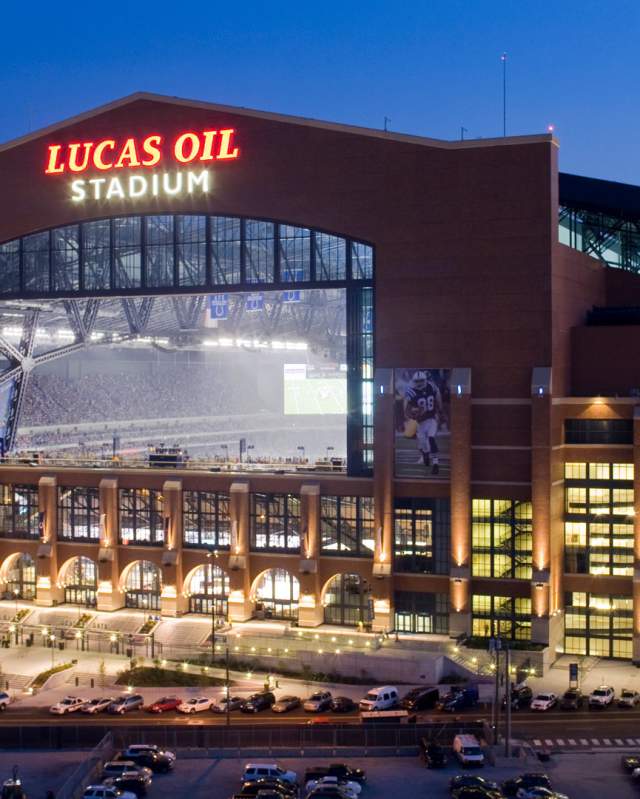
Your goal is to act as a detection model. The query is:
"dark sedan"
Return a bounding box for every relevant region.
[330,696,357,713]
[241,692,276,713]
[559,689,584,710]
[450,775,499,792]
[502,774,552,797]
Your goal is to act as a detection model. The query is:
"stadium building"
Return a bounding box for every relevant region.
[0,92,639,663]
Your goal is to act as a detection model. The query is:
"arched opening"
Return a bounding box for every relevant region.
[123,560,162,611]
[186,563,229,619]
[253,568,299,621]
[2,553,36,600]
[322,573,373,627]
[59,556,97,607]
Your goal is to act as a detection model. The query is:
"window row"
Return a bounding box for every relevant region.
[0,216,373,295]
[564,462,634,481]
[564,418,633,445]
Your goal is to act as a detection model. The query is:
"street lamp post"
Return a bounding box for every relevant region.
[50,634,56,669]
[246,444,255,463]
[297,445,305,462]
[225,645,230,727]
[13,588,19,619]
[326,445,334,461]
[207,548,219,664]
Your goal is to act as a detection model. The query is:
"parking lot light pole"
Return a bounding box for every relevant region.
[225,646,230,727]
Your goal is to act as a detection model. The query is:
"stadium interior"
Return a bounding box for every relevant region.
[0,289,347,466]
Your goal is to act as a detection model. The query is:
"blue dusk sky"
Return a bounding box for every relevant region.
[1,0,638,183]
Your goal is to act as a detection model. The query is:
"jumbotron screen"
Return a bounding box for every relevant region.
[283,364,347,415]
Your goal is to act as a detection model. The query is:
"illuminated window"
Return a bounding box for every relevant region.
[564,462,586,479]
[187,563,229,617]
[471,499,532,579]
[394,591,449,634]
[564,591,632,660]
[119,489,164,545]
[320,496,374,555]
[250,493,300,552]
[124,560,162,610]
[62,556,97,607]
[613,463,634,481]
[471,594,531,641]
[565,463,634,576]
[393,498,450,574]
[58,487,100,541]
[183,491,230,549]
[0,484,39,539]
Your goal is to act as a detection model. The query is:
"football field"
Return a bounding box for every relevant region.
[284,377,347,415]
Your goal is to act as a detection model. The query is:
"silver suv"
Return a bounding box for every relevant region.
[588,685,615,708]
[107,694,145,714]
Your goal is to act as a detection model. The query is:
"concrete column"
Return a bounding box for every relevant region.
[371,368,394,632]
[298,483,322,627]
[449,368,472,637]
[531,368,553,647]
[633,406,640,662]
[35,476,62,606]
[161,480,185,617]
[97,478,124,612]
[228,481,252,622]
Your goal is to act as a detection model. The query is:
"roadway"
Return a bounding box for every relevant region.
[4,702,640,742]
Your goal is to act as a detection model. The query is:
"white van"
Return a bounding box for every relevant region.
[359,686,399,712]
[453,734,484,767]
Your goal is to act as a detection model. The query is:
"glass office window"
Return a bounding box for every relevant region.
[471,499,532,579]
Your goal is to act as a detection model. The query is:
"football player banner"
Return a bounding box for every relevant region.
[393,369,451,479]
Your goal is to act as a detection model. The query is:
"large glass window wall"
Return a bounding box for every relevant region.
[471,594,531,641]
[58,487,100,541]
[250,493,300,552]
[564,462,634,576]
[471,499,533,579]
[119,489,164,546]
[183,491,230,549]
[0,215,373,295]
[320,496,374,555]
[564,592,633,659]
[0,484,39,539]
[393,498,450,574]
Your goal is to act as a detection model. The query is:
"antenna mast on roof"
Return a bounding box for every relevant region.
[501,52,507,137]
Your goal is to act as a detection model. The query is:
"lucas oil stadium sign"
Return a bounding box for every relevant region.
[43,127,240,202]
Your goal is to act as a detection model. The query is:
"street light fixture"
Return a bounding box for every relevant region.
[246,444,255,464]
[297,445,305,462]
[50,634,56,668]
[326,445,334,461]
[206,548,219,662]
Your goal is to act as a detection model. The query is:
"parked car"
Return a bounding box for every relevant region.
[49,695,86,715]
[0,692,11,711]
[82,697,114,714]
[101,762,152,782]
[305,776,361,797]
[359,685,399,712]
[438,685,479,712]
[453,733,484,766]
[621,755,640,772]
[420,739,447,768]
[211,695,245,713]
[450,775,499,792]
[271,695,300,713]
[589,685,615,708]
[451,788,502,799]
[108,694,145,714]
[241,763,297,785]
[83,785,137,799]
[237,779,298,797]
[303,691,333,712]
[530,693,557,712]
[618,689,640,708]
[330,696,357,713]
[503,684,533,710]
[400,686,440,712]
[118,745,175,772]
[146,696,181,713]
[559,689,583,710]
[304,765,366,785]
[120,744,176,762]
[241,692,276,713]
[501,774,552,797]
[102,775,150,798]
[518,790,568,799]
[177,696,213,714]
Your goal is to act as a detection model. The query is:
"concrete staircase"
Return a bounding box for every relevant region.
[0,673,32,691]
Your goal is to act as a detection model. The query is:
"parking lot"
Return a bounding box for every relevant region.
[1,749,638,799]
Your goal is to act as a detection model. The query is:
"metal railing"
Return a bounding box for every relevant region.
[57,732,114,799]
